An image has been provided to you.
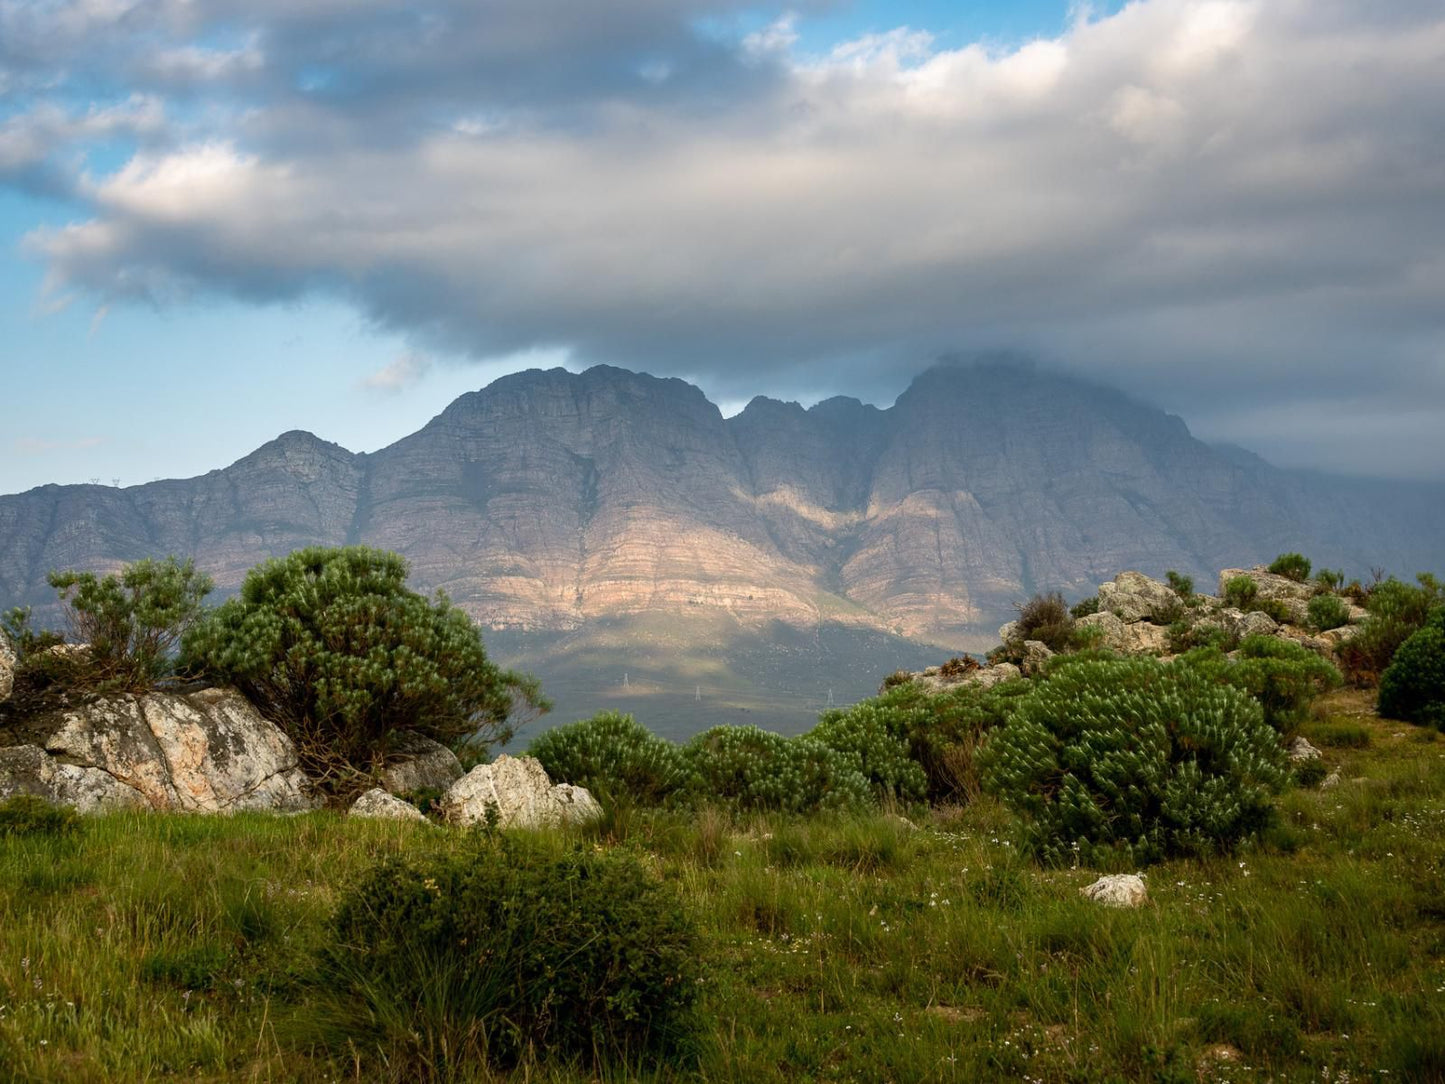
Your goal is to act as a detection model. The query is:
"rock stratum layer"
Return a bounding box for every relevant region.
[2,362,1443,646]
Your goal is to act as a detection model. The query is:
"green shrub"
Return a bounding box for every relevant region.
[1293,759,1328,788]
[1314,568,1345,593]
[1307,593,1351,633]
[1252,598,1294,625]
[1165,571,1195,600]
[1224,575,1259,610]
[181,546,548,788]
[977,656,1288,867]
[1070,596,1100,619]
[811,700,929,804]
[529,712,687,807]
[44,557,212,692]
[880,669,915,691]
[1012,591,1074,653]
[1338,574,1443,684]
[1268,553,1312,582]
[323,836,699,1073]
[1181,637,1341,732]
[681,726,870,814]
[0,794,80,838]
[1377,626,1445,727]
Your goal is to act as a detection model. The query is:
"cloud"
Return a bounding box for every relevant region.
[7,0,1445,476]
[358,352,432,393]
[14,436,108,455]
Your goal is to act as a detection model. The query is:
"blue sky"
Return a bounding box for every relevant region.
[2,0,1442,493]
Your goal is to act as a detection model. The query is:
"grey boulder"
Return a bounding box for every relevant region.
[440,754,601,829]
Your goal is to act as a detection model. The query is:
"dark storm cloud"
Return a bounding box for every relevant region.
[7,0,1445,478]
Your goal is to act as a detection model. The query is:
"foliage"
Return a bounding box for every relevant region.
[529,712,688,807]
[1223,575,1258,610]
[1168,620,1238,656]
[45,557,213,692]
[0,606,64,661]
[1165,570,1195,600]
[1307,593,1351,632]
[1377,625,1445,728]
[1268,553,1312,582]
[324,835,699,1073]
[977,655,1288,867]
[1070,595,1100,619]
[810,700,928,804]
[937,655,979,679]
[0,795,80,838]
[180,546,548,789]
[681,726,871,814]
[1012,591,1075,653]
[1338,574,1444,684]
[880,669,914,690]
[1252,597,1294,625]
[1180,637,1341,732]
[1315,568,1345,593]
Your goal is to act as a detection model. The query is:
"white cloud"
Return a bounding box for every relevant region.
[358,353,432,393]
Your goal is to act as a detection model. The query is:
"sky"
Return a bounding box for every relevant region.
[1,0,1443,495]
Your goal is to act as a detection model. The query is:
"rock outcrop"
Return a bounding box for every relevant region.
[440,754,601,829]
[1098,572,1179,624]
[2,688,316,814]
[0,629,14,704]
[1218,568,1316,625]
[379,732,464,796]
[349,787,430,823]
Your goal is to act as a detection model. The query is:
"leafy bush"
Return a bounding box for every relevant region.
[1338,574,1443,684]
[1165,571,1195,600]
[1012,591,1074,653]
[1224,575,1259,610]
[323,836,699,1073]
[45,557,213,691]
[1070,596,1100,619]
[1307,593,1351,633]
[1377,624,1445,727]
[1268,553,1312,582]
[0,795,80,838]
[880,669,915,691]
[810,700,928,804]
[1181,637,1341,732]
[529,712,687,807]
[181,546,548,787]
[1315,568,1345,593]
[1252,598,1294,625]
[681,726,870,814]
[978,656,1287,867]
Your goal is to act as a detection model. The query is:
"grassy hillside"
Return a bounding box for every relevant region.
[1,689,1441,1082]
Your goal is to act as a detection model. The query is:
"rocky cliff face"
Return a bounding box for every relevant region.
[2,361,1442,646]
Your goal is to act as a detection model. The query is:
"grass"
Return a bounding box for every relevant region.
[1,690,1443,1082]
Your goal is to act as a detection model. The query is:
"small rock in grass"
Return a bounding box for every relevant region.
[1287,736,1322,763]
[1080,873,1148,908]
[349,787,430,824]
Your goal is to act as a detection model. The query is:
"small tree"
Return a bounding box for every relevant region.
[1165,570,1195,601]
[181,546,547,788]
[1268,553,1313,583]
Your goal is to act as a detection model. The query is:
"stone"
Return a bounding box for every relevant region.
[1286,736,1322,763]
[998,621,1020,645]
[1080,874,1148,908]
[379,732,464,796]
[1076,610,1128,651]
[440,754,602,829]
[1320,768,1343,789]
[1096,571,1179,624]
[1119,621,1171,656]
[1235,610,1280,639]
[1020,639,1054,676]
[968,662,1022,689]
[1217,568,1313,624]
[349,787,431,823]
[41,688,315,813]
[0,628,15,703]
[0,744,148,813]
[1319,624,1360,649]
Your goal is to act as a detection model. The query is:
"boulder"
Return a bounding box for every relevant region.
[1319,624,1360,650]
[1217,568,1313,624]
[1097,572,1179,624]
[1080,874,1148,908]
[440,754,601,829]
[1076,610,1128,652]
[39,688,315,813]
[969,662,1022,689]
[1320,768,1343,789]
[997,621,1020,645]
[1286,736,1322,763]
[379,732,464,795]
[1119,621,1171,656]
[349,787,430,824]
[1234,610,1280,639]
[1020,640,1054,677]
[0,628,14,703]
[0,744,148,813]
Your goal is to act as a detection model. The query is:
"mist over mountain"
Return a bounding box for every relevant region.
[3,361,1442,659]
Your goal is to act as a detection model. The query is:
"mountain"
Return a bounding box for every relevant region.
[2,360,1442,732]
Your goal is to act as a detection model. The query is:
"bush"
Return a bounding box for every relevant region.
[978,656,1288,867]
[1070,596,1100,619]
[1315,568,1345,593]
[1224,575,1259,610]
[1377,625,1445,727]
[681,726,870,814]
[181,546,548,788]
[1181,637,1341,732]
[1012,591,1074,653]
[880,669,915,691]
[810,700,929,804]
[1165,571,1195,600]
[45,557,213,692]
[0,795,80,838]
[323,836,699,1073]
[1252,598,1294,625]
[1268,553,1312,582]
[1307,593,1351,633]
[529,712,687,807]
[1338,574,1443,684]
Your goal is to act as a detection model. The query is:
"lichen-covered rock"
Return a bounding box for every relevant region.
[41,689,315,813]
[0,744,148,813]
[1020,640,1054,677]
[1234,610,1280,639]
[349,787,430,823]
[997,621,1020,645]
[1287,736,1322,763]
[1218,568,1313,624]
[1097,572,1178,624]
[1119,621,1171,656]
[0,628,15,704]
[379,732,463,796]
[1076,610,1128,651]
[1081,874,1148,908]
[440,754,602,829]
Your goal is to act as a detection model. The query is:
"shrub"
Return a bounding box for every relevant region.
[1070,596,1100,619]
[880,669,915,691]
[810,700,929,804]
[938,656,979,679]
[1268,553,1312,582]
[45,557,213,691]
[0,795,80,838]
[1165,571,1195,600]
[1307,593,1351,633]
[1013,591,1074,653]
[1181,637,1341,732]
[1252,598,1294,625]
[1338,574,1443,684]
[181,546,548,787]
[1315,568,1345,593]
[323,836,699,1073]
[978,656,1287,867]
[681,726,870,814]
[1224,575,1259,610]
[528,712,687,807]
[1377,625,1445,727]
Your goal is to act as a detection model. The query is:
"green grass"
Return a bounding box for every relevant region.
[2,691,1444,1082]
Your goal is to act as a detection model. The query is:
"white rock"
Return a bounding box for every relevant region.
[0,628,15,704]
[1020,640,1054,676]
[1286,736,1322,763]
[440,754,601,829]
[1217,568,1312,624]
[0,744,148,813]
[998,621,1020,645]
[1097,572,1179,624]
[1320,769,1343,789]
[379,732,464,795]
[1080,873,1148,909]
[349,787,430,823]
[1076,610,1128,651]
[1119,621,1171,656]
